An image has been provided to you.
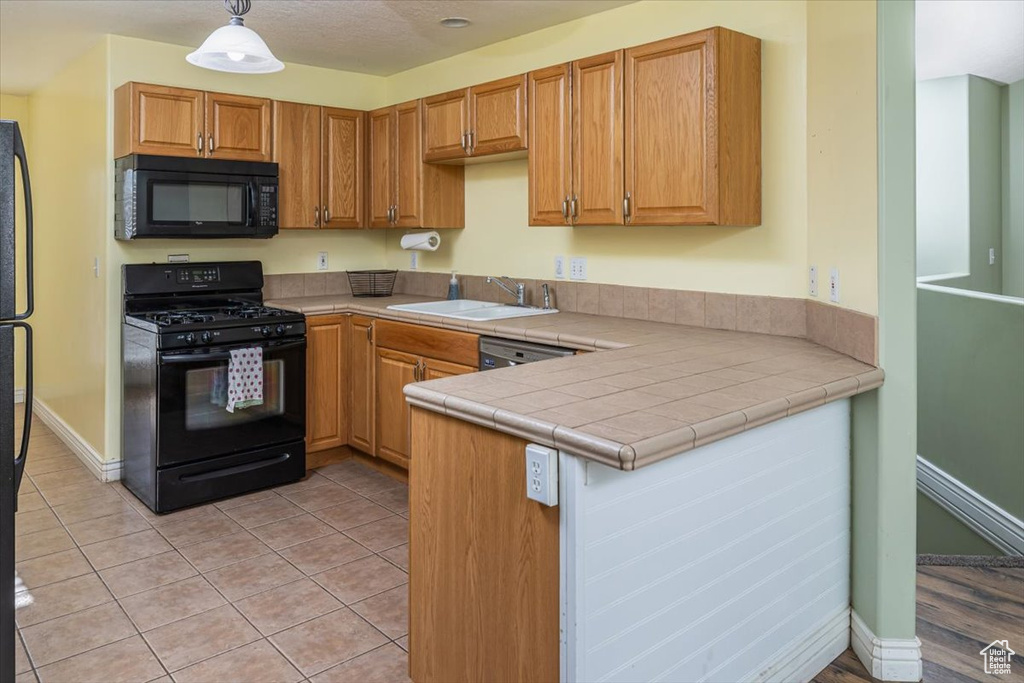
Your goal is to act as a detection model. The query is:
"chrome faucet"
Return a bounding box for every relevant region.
[486,276,526,306]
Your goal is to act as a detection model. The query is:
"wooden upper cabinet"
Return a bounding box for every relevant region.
[469,74,527,156]
[205,92,272,162]
[349,316,376,455]
[624,28,761,226]
[115,82,203,158]
[321,107,365,229]
[573,51,624,226]
[394,101,423,228]
[528,65,572,226]
[422,89,469,162]
[368,107,396,228]
[306,315,348,453]
[273,101,321,229]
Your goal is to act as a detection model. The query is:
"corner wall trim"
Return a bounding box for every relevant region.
[917,455,1024,556]
[30,398,121,483]
[850,611,923,682]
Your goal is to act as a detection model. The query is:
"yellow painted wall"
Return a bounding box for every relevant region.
[24,41,109,454]
[806,0,878,315]
[0,93,30,393]
[382,1,810,302]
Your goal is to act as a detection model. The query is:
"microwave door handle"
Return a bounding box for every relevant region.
[12,124,33,320]
[11,322,32,504]
[247,182,257,228]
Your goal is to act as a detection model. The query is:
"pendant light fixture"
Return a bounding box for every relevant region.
[186,0,284,74]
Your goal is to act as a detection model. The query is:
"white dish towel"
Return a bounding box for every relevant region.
[227,346,264,413]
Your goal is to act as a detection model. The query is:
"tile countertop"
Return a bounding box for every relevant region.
[267,294,883,470]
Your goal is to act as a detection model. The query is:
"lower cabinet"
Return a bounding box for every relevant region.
[305,315,349,453]
[349,315,376,455]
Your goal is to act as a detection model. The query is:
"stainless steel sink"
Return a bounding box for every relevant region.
[387,299,558,321]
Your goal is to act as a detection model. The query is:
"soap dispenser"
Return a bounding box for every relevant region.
[447,271,460,300]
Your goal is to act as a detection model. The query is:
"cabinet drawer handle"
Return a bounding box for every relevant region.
[197,132,203,155]
[208,135,214,154]
[323,205,330,223]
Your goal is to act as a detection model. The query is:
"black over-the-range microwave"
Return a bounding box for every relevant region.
[114,154,279,240]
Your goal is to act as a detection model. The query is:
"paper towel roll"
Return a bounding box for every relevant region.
[400,231,441,252]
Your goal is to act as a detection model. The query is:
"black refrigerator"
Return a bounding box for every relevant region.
[1,119,34,681]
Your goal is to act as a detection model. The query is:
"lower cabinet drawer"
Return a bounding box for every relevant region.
[375,320,479,368]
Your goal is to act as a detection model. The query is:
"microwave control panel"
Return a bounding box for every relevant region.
[258,184,278,228]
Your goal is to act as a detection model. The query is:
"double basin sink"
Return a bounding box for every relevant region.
[387,299,558,321]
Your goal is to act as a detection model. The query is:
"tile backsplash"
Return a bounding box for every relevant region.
[264,270,878,365]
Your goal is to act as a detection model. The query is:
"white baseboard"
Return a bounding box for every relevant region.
[755,606,851,682]
[851,611,922,682]
[917,455,1024,556]
[14,388,25,403]
[31,397,121,483]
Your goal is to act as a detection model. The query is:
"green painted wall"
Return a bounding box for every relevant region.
[1003,80,1024,298]
[917,286,1024,520]
[967,77,1004,294]
[916,493,1003,555]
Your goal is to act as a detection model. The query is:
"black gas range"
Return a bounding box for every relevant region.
[121,261,306,513]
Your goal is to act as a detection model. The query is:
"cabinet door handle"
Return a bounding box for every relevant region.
[460,133,468,153]
[561,197,570,224]
[366,323,373,344]
[623,192,631,223]
[208,135,215,154]
[314,206,320,228]
[197,132,203,155]
[413,360,422,382]
[468,131,475,153]
[391,204,398,224]
[570,194,579,222]
[323,205,330,224]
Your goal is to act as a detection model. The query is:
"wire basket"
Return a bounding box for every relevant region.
[347,270,398,297]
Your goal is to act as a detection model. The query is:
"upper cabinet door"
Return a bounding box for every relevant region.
[368,106,395,228]
[321,107,365,229]
[422,89,469,162]
[115,82,204,158]
[272,101,321,229]
[394,101,423,228]
[624,31,718,225]
[469,75,527,156]
[205,92,273,162]
[528,65,572,226]
[572,51,624,225]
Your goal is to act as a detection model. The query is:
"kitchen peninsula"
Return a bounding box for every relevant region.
[268,289,881,682]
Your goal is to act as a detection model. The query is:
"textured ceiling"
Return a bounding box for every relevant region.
[917,0,1024,84]
[0,0,633,94]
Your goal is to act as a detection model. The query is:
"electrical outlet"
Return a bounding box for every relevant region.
[829,268,840,303]
[989,248,996,266]
[569,257,587,281]
[525,444,558,506]
[809,265,818,297]
[410,251,418,270]
[554,255,566,280]
[317,251,328,271]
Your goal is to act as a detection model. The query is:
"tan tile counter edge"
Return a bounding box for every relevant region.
[268,293,884,470]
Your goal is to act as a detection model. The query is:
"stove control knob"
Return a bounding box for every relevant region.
[261,326,272,337]
[200,331,213,345]
[184,332,196,346]
[275,325,285,336]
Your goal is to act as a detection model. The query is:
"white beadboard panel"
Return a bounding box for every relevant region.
[562,399,851,683]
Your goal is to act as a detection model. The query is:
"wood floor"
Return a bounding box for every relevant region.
[815,565,1024,682]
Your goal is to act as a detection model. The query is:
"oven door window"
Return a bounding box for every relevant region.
[185,359,285,430]
[157,342,305,467]
[150,181,247,226]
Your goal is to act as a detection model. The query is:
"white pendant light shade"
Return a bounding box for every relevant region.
[187,1,284,74]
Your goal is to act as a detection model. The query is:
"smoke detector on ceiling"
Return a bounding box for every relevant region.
[440,17,472,29]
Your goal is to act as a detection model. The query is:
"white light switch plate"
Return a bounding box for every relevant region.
[829,268,840,303]
[525,444,558,506]
[809,265,818,297]
[554,255,566,280]
[317,252,328,271]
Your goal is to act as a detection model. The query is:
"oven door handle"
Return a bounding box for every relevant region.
[160,339,306,364]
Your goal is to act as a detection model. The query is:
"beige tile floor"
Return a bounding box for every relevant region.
[12,407,411,683]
